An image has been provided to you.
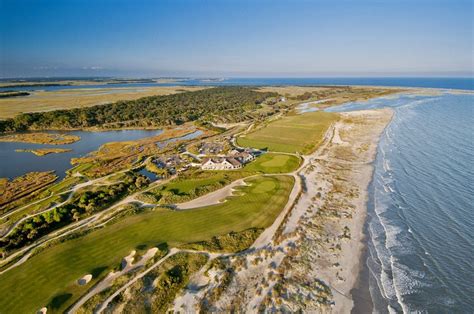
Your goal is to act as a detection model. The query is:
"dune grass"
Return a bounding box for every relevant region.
[0,175,294,313]
[237,111,338,154]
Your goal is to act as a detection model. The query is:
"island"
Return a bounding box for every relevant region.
[0,91,30,98]
[0,85,404,313]
[0,132,80,145]
[15,148,72,156]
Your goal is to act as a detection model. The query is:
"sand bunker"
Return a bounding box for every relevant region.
[121,250,136,270]
[177,179,248,209]
[77,274,93,286]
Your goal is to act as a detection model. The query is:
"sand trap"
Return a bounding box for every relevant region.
[77,274,92,286]
[142,247,158,259]
[121,250,136,270]
[176,179,248,210]
[37,307,47,314]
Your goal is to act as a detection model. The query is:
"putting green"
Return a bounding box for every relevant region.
[242,153,301,173]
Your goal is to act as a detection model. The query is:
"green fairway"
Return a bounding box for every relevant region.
[140,170,248,204]
[243,153,301,173]
[0,175,294,313]
[237,111,338,154]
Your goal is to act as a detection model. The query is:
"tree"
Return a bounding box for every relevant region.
[27,229,38,240]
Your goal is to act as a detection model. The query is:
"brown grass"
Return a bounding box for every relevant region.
[0,133,80,145]
[0,86,208,119]
[0,171,58,210]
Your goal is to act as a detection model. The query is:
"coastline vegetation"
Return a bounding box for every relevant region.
[70,127,204,178]
[112,252,209,313]
[15,148,72,156]
[0,132,80,145]
[0,87,276,132]
[0,171,58,211]
[0,91,30,98]
[0,86,207,120]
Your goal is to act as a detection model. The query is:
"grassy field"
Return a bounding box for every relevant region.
[243,153,301,173]
[0,86,207,119]
[237,111,338,154]
[0,175,294,313]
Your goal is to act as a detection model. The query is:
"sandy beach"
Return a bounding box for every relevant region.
[169,108,393,313]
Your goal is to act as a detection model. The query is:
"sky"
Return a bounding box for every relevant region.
[0,0,472,78]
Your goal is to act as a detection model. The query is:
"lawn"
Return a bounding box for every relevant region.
[242,153,301,173]
[0,175,294,313]
[237,111,338,154]
[140,170,248,204]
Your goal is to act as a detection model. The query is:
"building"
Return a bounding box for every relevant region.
[235,151,255,163]
[198,142,224,155]
[229,149,256,163]
[201,157,242,170]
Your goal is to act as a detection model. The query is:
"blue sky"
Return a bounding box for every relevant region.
[0,0,472,77]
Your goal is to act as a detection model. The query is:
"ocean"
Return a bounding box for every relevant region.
[327,91,474,312]
[1,77,473,92]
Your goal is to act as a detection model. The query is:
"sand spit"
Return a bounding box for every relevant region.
[171,109,392,313]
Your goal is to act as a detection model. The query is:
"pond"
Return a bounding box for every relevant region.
[156,130,203,148]
[137,168,159,182]
[0,129,163,179]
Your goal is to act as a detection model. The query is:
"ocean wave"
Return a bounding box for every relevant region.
[360,92,474,312]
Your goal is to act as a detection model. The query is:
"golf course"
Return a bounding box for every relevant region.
[237,111,338,154]
[0,175,294,313]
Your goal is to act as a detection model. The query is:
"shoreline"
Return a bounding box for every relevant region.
[350,208,374,313]
[178,108,395,312]
[317,108,394,313]
[350,108,394,313]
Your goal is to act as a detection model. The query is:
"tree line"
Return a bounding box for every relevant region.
[0,87,277,132]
